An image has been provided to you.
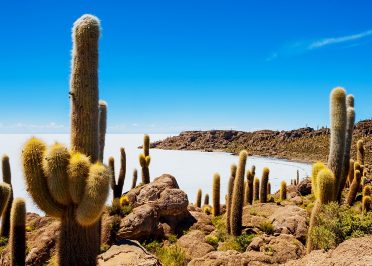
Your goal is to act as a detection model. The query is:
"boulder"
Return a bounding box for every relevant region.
[189,234,304,265]
[188,211,215,234]
[297,178,312,196]
[177,230,215,259]
[285,236,372,266]
[97,240,161,266]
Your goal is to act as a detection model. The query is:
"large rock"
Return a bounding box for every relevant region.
[189,234,304,266]
[285,236,372,266]
[116,174,190,241]
[177,230,214,259]
[297,178,312,196]
[188,210,215,234]
[97,240,161,266]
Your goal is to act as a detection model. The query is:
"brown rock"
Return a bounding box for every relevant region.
[189,211,215,234]
[177,230,215,259]
[97,240,161,266]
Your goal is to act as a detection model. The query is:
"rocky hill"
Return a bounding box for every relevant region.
[152,120,372,165]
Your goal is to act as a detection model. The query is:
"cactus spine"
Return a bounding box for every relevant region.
[131,169,138,189]
[10,198,26,266]
[139,135,151,184]
[21,15,110,266]
[230,150,248,236]
[327,87,347,201]
[346,169,362,206]
[109,148,126,199]
[280,181,287,201]
[253,177,260,201]
[212,173,220,216]
[196,189,202,208]
[1,155,13,238]
[357,139,365,166]
[260,167,269,203]
[98,101,107,162]
[226,164,236,234]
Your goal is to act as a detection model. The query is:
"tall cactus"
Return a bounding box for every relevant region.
[109,148,126,199]
[212,173,220,217]
[98,101,107,162]
[357,139,365,166]
[260,167,269,203]
[139,135,151,184]
[246,170,254,205]
[338,96,355,202]
[327,87,347,200]
[21,14,110,266]
[253,178,260,201]
[196,189,202,208]
[10,198,26,266]
[131,169,138,189]
[230,150,248,236]
[1,155,13,238]
[226,164,236,234]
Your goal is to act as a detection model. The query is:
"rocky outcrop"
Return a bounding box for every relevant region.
[151,120,372,166]
[177,230,215,259]
[285,236,372,266]
[297,178,312,196]
[242,203,308,242]
[115,174,193,241]
[189,234,305,265]
[97,240,161,266]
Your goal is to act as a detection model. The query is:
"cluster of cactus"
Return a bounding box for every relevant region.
[327,88,355,203]
[139,134,151,184]
[109,148,126,200]
[230,150,248,236]
[21,14,110,265]
[0,179,26,266]
[226,164,236,233]
[212,173,221,216]
[307,166,336,254]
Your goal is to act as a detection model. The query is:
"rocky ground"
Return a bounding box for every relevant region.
[151,120,372,166]
[0,175,371,265]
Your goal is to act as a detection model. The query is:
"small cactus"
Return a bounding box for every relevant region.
[327,87,347,198]
[204,194,209,206]
[311,162,325,197]
[10,198,26,266]
[1,155,13,238]
[109,148,126,199]
[226,164,236,234]
[267,182,271,195]
[196,189,202,208]
[347,159,355,188]
[363,185,371,197]
[139,135,151,184]
[230,150,248,236]
[212,173,220,216]
[253,178,260,201]
[98,101,107,162]
[362,196,371,212]
[346,170,362,206]
[280,181,287,201]
[357,139,365,166]
[296,170,300,185]
[131,169,138,189]
[259,167,269,203]
[0,183,11,217]
[203,205,212,215]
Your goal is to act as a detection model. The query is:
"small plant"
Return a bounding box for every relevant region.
[156,245,189,266]
[259,221,274,235]
[205,235,219,248]
[120,195,130,206]
[236,233,255,251]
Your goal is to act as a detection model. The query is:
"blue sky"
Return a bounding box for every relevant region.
[0,1,371,133]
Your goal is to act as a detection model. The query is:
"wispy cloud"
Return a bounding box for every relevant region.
[267,29,372,61]
[0,122,66,133]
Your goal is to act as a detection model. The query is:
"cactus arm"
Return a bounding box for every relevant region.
[108,157,116,191]
[43,143,72,205]
[117,148,126,196]
[22,138,64,217]
[143,134,150,157]
[76,163,110,226]
[68,152,90,204]
[98,100,107,162]
[0,183,11,216]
